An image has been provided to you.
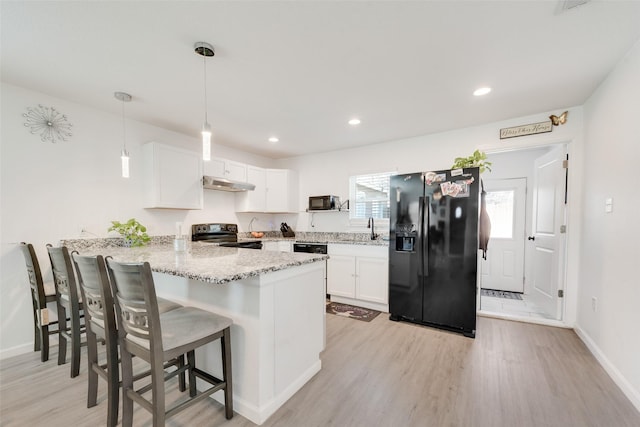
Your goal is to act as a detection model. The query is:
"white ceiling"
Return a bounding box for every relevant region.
[2,1,640,159]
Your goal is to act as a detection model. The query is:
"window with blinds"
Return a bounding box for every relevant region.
[349,171,394,220]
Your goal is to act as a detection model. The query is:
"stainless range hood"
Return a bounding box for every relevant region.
[203,176,256,192]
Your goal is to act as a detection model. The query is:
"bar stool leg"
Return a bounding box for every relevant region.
[151,359,166,427]
[57,304,68,366]
[178,354,186,392]
[187,350,197,397]
[70,311,81,377]
[33,306,41,352]
[106,336,119,427]
[222,327,233,419]
[86,331,98,409]
[40,324,50,362]
[121,346,134,427]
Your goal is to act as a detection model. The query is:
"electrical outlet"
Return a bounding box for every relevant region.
[591,296,598,312]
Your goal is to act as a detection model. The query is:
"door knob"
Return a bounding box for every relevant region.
[528,236,535,241]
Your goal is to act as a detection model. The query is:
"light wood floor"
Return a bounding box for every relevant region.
[1,315,639,427]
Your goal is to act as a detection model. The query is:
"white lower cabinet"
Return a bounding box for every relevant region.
[327,244,389,312]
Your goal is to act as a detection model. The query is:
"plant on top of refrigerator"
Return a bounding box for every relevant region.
[451,150,492,174]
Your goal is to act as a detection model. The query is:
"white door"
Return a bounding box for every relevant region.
[528,145,567,320]
[481,178,527,292]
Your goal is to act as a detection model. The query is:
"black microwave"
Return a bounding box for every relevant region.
[309,195,340,211]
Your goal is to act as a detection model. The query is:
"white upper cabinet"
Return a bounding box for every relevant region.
[236,167,298,213]
[236,166,266,212]
[143,142,203,209]
[266,169,298,213]
[204,157,247,182]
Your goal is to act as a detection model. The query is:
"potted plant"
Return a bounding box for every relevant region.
[451,149,492,173]
[108,218,151,247]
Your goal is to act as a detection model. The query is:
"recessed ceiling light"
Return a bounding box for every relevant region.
[473,87,492,96]
[348,118,361,125]
[268,137,279,143]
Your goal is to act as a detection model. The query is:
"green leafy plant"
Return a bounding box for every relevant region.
[108,218,151,247]
[451,149,492,174]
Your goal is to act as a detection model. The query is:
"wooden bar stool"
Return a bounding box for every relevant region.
[106,259,233,427]
[72,254,185,427]
[46,245,85,378]
[19,242,60,362]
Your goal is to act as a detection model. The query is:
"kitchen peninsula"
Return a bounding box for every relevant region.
[62,238,328,425]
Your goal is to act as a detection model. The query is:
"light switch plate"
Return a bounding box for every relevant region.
[605,197,613,213]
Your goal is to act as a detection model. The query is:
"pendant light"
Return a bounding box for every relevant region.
[114,91,132,178]
[194,42,215,161]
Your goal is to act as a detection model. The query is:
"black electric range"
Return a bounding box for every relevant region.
[191,223,263,249]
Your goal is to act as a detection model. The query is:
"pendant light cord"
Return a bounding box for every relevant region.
[121,98,127,151]
[203,52,208,124]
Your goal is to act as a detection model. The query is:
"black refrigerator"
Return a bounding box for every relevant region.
[388,167,480,338]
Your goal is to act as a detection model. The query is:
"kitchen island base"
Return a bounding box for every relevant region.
[152,261,326,425]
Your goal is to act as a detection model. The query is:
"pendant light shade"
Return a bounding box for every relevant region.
[202,122,212,161]
[120,148,130,178]
[114,91,132,178]
[195,42,215,161]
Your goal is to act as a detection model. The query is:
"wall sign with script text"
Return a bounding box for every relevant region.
[499,121,552,139]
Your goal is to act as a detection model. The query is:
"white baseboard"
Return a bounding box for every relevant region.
[0,342,32,360]
[478,310,571,329]
[1,335,60,361]
[330,295,388,313]
[574,325,640,413]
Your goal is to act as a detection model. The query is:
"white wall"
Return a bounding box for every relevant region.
[576,40,640,410]
[0,83,275,357]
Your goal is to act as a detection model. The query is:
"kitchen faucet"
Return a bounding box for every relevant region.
[249,217,258,232]
[367,217,379,240]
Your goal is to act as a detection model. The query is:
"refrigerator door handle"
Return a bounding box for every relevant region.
[418,196,429,277]
[423,196,429,277]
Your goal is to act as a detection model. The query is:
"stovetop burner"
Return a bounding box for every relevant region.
[191,223,262,249]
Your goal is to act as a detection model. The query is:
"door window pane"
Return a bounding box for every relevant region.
[485,190,514,238]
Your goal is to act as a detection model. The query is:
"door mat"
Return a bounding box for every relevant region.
[326,302,381,322]
[481,289,523,300]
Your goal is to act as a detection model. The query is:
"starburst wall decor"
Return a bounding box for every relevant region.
[23,104,73,143]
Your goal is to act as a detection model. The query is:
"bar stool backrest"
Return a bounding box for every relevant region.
[106,260,163,352]
[47,246,81,311]
[19,242,48,323]
[72,254,114,339]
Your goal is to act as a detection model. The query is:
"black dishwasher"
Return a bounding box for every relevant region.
[293,243,328,254]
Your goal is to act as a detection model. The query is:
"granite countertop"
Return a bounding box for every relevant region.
[64,240,328,285]
[239,231,389,246]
